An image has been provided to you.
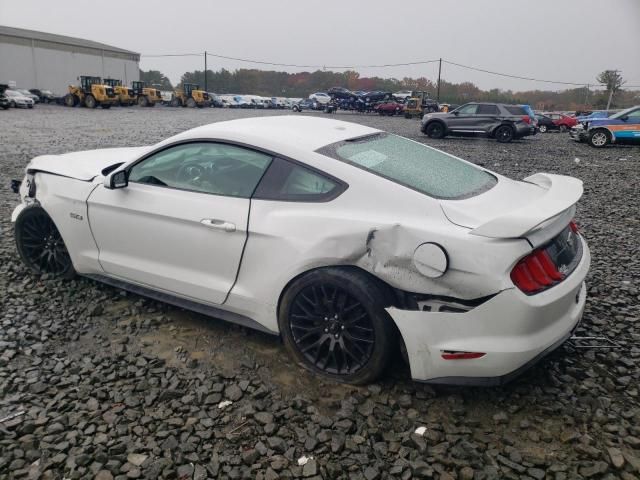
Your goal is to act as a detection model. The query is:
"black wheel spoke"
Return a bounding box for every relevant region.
[289,282,375,376]
[18,210,71,276]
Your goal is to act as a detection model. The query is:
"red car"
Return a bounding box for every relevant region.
[546,113,578,132]
[375,101,404,116]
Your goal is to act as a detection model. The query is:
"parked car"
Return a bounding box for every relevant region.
[309,92,331,104]
[393,90,413,101]
[535,114,557,133]
[327,87,356,100]
[570,105,640,148]
[358,91,392,103]
[545,113,578,132]
[16,89,40,103]
[421,103,535,142]
[374,101,404,116]
[575,110,609,121]
[292,98,322,112]
[29,89,56,103]
[5,90,34,108]
[10,116,589,385]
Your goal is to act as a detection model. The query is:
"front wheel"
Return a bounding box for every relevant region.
[495,125,515,143]
[170,97,181,107]
[15,207,76,279]
[279,268,394,385]
[138,95,149,107]
[588,129,610,148]
[292,106,300,112]
[186,98,197,108]
[64,94,76,107]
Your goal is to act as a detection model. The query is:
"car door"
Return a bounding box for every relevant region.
[613,107,640,141]
[447,103,478,131]
[87,142,272,304]
[474,104,501,133]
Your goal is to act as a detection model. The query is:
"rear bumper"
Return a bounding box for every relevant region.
[387,236,590,385]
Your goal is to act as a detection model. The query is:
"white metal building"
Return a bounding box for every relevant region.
[0,25,140,95]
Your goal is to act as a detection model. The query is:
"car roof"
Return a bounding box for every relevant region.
[158,116,381,153]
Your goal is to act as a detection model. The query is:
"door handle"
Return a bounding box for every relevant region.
[200,219,236,232]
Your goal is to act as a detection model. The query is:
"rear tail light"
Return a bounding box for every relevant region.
[569,221,579,233]
[441,351,486,360]
[511,247,565,294]
[521,115,531,124]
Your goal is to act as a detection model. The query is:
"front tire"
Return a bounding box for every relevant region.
[170,97,181,107]
[15,207,76,279]
[279,268,394,385]
[495,124,515,143]
[186,98,197,108]
[138,95,149,107]
[588,129,610,148]
[64,94,76,107]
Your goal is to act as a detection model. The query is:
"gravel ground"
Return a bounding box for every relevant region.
[1,105,639,480]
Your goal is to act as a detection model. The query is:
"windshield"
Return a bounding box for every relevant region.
[319,133,497,199]
[610,107,638,119]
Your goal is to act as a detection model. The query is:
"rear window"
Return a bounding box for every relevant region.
[318,133,497,199]
[505,106,526,115]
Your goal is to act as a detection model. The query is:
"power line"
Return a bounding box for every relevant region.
[443,60,591,86]
[140,52,640,90]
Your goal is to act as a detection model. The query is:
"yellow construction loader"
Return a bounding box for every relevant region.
[132,81,162,107]
[103,78,136,106]
[170,83,210,108]
[64,76,118,109]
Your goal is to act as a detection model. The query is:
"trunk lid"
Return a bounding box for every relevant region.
[441,173,583,246]
[27,146,152,181]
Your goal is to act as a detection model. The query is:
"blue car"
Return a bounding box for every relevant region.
[575,110,611,122]
[570,105,640,147]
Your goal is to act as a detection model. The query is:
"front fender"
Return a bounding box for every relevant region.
[11,203,26,222]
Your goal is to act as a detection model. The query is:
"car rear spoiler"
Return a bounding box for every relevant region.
[470,173,583,239]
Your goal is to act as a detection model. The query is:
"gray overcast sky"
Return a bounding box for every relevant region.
[1,0,639,91]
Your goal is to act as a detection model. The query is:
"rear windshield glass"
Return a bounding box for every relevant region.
[318,133,497,199]
[505,106,526,115]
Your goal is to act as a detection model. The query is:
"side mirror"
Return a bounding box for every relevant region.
[104,170,128,189]
[452,110,459,115]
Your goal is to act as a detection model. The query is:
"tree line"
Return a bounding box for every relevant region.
[140,68,639,111]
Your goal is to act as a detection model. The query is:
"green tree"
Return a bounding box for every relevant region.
[139,70,173,90]
[597,70,624,109]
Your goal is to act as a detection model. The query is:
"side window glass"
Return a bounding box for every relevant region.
[128,142,272,198]
[254,158,343,201]
[477,105,499,115]
[457,104,478,115]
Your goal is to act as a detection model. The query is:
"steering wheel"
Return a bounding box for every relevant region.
[176,163,206,186]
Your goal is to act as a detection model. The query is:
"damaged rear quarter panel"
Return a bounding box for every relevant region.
[228,179,532,331]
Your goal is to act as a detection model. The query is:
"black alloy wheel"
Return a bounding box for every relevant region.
[279,268,394,384]
[495,124,515,143]
[15,207,75,278]
[426,121,446,139]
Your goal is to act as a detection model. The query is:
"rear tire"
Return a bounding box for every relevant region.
[15,207,76,279]
[588,129,610,148]
[186,98,197,108]
[538,125,547,133]
[138,95,149,107]
[170,97,180,107]
[84,94,97,108]
[293,105,300,112]
[425,121,446,139]
[279,268,395,385]
[495,124,515,143]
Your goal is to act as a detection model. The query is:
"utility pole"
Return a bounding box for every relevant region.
[436,58,442,102]
[204,51,208,92]
[583,83,590,107]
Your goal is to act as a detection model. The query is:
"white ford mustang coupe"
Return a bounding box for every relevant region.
[11,116,590,385]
